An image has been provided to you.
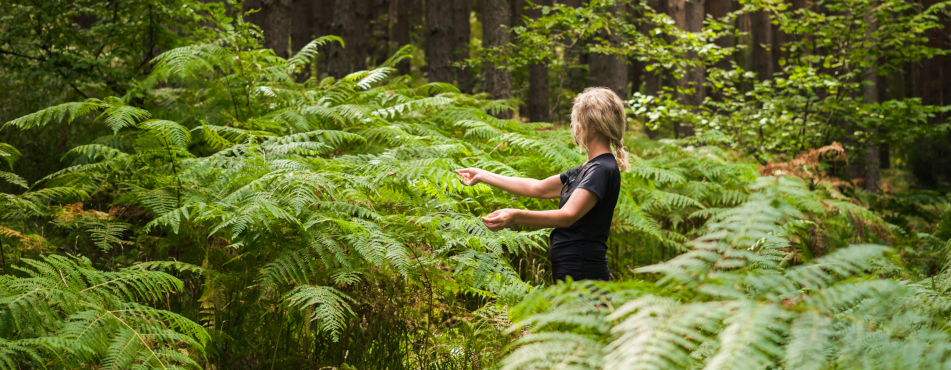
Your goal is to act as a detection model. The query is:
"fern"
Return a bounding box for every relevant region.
[0,255,208,369]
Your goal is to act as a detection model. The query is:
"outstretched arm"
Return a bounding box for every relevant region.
[481,188,599,231]
[455,168,562,199]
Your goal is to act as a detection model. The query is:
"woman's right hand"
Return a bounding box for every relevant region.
[455,168,486,186]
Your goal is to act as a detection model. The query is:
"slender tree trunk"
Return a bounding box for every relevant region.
[685,0,705,107]
[561,0,589,92]
[511,0,526,29]
[327,0,354,78]
[352,0,371,71]
[479,0,514,118]
[863,9,880,192]
[527,0,553,122]
[771,10,786,76]
[244,0,292,58]
[667,0,698,136]
[391,0,412,75]
[751,9,772,80]
[265,0,293,58]
[244,0,265,35]
[644,0,663,101]
[626,2,643,95]
[590,2,629,99]
[511,0,529,119]
[707,0,733,71]
[452,0,473,93]
[371,0,392,66]
[291,0,314,54]
[426,0,454,82]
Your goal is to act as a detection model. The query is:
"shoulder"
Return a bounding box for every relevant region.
[584,155,619,176]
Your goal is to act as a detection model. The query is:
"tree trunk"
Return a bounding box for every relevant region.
[244,0,265,38]
[426,0,454,82]
[244,0,292,58]
[863,10,880,192]
[561,0,588,92]
[390,0,412,75]
[264,0,293,58]
[511,0,526,28]
[527,0,553,122]
[751,9,772,80]
[327,0,354,78]
[452,0,473,93]
[352,0,371,71]
[771,11,786,76]
[644,0,663,101]
[667,0,699,137]
[627,2,643,95]
[559,0,583,9]
[590,2,629,99]
[291,0,313,54]
[684,0,705,106]
[371,0,392,67]
[479,0,514,118]
[707,0,732,72]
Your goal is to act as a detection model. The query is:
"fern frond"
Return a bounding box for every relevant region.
[284,285,355,341]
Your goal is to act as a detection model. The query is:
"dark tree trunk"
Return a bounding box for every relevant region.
[589,2,628,99]
[327,0,354,78]
[706,0,733,72]
[626,2,643,95]
[558,0,582,9]
[643,0,663,102]
[352,0,370,71]
[511,0,526,28]
[244,0,292,58]
[667,0,699,137]
[527,0,553,122]
[479,0,514,118]
[751,9,773,80]
[863,10,880,192]
[561,0,588,92]
[426,0,454,82]
[452,0,473,93]
[264,0,293,58]
[291,0,313,54]
[371,0,392,66]
[244,0,265,36]
[684,0,705,106]
[668,0,687,138]
[771,11,786,76]
[390,0,412,75]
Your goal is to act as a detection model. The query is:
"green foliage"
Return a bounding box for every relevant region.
[1,1,949,368]
[0,254,208,369]
[504,177,951,370]
[1,28,565,367]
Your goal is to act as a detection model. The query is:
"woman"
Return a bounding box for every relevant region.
[455,87,630,282]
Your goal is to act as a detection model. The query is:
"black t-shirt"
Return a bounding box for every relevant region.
[549,153,621,281]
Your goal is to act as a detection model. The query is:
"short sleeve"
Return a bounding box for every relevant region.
[559,166,578,184]
[576,163,610,201]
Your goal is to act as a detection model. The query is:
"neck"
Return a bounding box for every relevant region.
[585,136,612,161]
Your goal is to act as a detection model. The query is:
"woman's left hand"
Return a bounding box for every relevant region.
[482,209,517,232]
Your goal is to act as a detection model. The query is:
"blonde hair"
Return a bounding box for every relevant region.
[569,87,631,172]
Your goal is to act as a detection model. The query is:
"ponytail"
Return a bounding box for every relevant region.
[612,138,631,172]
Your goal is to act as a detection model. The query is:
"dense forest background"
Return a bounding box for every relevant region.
[1,0,951,369]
